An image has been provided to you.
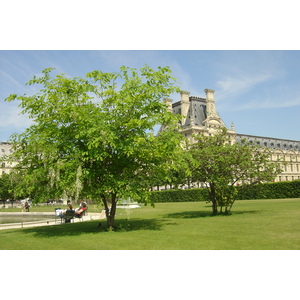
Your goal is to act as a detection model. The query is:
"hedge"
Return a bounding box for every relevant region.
[149,188,209,203]
[149,180,300,203]
[236,180,300,200]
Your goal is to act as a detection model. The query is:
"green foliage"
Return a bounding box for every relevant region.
[237,180,300,200]
[149,188,209,203]
[149,180,300,203]
[0,174,15,200]
[5,65,183,228]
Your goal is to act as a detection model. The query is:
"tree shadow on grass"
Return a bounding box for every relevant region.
[164,210,259,219]
[21,218,166,238]
[114,218,178,232]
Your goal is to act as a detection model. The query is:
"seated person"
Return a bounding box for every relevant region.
[56,203,74,218]
[75,202,87,217]
[75,200,88,211]
[22,202,30,212]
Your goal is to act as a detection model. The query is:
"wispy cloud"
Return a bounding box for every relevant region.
[216,72,274,101]
[235,92,300,111]
[0,104,32,133]
[166,60,194,94]
[0,70,25,90]
[212,65,300,112]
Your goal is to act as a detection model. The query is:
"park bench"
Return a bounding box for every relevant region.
[55,207,88,224]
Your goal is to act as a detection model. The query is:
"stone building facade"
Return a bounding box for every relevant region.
[0,142,16,175]
[235,134,300,182]
[163,89,300,183]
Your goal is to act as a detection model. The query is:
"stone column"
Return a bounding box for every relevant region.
[204,88,217,117]
[180,91,190,125]
[164,98,173,113]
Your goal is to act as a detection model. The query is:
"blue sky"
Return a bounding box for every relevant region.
[1,50,300,142]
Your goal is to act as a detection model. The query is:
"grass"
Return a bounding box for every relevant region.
[1,198,300,250]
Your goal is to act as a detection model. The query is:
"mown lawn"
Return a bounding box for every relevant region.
[1,198,300,250]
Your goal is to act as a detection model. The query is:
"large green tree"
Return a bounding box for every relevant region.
[5,66,183,229]
[186,128,282,214]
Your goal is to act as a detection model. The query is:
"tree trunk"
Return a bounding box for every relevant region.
[101,192,118,230]
[209,183,218,215]
[212,201,218,215]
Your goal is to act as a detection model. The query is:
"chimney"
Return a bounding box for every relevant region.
[164,98,173,113]
[204,89,217,116]
[180,90,190,125]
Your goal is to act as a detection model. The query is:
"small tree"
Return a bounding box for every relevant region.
[187,128,282,214]
[5,66,183,229]
[0,173,15,206]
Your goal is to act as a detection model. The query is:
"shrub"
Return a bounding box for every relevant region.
[149,180,300,203]
[149,188,209,203]
[236,180,300,200]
